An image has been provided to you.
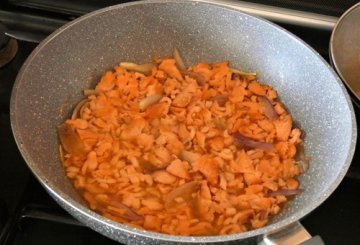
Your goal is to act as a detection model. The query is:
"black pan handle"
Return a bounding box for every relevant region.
[5,30,46,44]
[258,222,325,245]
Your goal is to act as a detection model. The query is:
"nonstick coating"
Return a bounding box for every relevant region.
[10,0,356,244]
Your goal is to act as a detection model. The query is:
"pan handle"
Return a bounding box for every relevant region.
[258,222,325,245]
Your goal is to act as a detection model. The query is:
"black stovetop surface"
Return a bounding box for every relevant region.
[0,10,360,245]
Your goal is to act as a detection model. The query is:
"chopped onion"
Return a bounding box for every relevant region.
[259,209,269,220]
[233,132,274,151]
[109,201,143,221]
[83,89,98,96]
[184,71,206,86]
[258,95,279,120]
[164,181,199,209]
[295,144,310,173]
[119,62,153,75]
[230,67,257,76]
[211,94,229,107]
[173,47,187,72]
[71,99,88,119]
[296,158,310,174]
[139,158,163,173]
[139,94,163,111]
[57,123,88,156]
[268,188,303,197]
[213,117,227,130]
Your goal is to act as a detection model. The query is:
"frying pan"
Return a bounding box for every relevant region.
[10,0,356,244]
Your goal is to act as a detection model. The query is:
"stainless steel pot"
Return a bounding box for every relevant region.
[330,2,360,107]
[10,0,356,244]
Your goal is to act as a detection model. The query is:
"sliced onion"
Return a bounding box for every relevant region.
[211,94,229,107]
[109,201,143,221]
[259,209,269,220]
[83,89,98,96]
[296,158,310,174]
[233,132,274,151]
[139,158,163,173]
[119,62,153,75]
[213,117,227,130]
[258,95,279,120]
[295,144,310,173]
[230,67,257,76]
[71,99,88,119]
[184,71,206,86]
[139,94,163,111]
[164,181,199,209]
[57,123,88,156]
[268,188,303,197]
[173,47,187,72]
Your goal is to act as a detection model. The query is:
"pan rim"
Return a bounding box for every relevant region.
[10,0,357,243]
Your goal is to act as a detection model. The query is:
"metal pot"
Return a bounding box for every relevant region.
[330,2,360,107]
[10,0,356,244]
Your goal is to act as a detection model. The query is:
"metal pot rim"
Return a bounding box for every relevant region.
[330,2,360,104]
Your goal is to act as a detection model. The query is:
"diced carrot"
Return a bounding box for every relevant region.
[159,59,183,81]
[274,115,293,141]
[96,71,115,92]
[59,54,306,236]
[193,155,219,185]
[248,81,266,96]
[231,149,253,173]
[166,159,191,180]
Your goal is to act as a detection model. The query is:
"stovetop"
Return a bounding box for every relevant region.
[0,2,360,245]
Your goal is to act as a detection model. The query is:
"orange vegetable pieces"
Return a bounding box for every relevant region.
[230,86,247,103]
[193,155,219,185]
[172,92,192,108]
[59,55,307,236]
[231,150,254,173]
[153,170,177,184]
[248,81,266,96]
[96,71,115,92]
[166,159,191,179]
[274,114,293,141]
[144,215,162,231]
[159,59,184,81]
[145,103,169,120]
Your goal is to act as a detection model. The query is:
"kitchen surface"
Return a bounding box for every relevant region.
[0,0,360,244]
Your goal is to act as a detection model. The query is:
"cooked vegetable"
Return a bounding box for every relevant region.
[173,47,187,72]
[59,52,307,236]
[269,188,303,197]
[139,94,163,111]
[233,132,274,151]
[119,62,153,75]
[258,95,279,120]
[230,67,256,76]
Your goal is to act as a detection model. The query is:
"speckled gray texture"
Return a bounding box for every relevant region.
[10,0,356,244]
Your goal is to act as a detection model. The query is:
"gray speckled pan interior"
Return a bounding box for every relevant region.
[10,0,356,244]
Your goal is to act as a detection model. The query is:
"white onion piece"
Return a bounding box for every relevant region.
[119,62,153,75]
[139,94,163,111]
[173,47,187,72]
[230,67,256,76]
